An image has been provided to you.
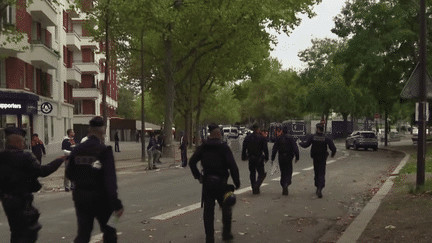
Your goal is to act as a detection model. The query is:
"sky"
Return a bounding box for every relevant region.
[269,0,348,72]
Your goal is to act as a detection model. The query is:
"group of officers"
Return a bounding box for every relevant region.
[0,118,336,243]
[189,122,336,243]
[0,116,123,243]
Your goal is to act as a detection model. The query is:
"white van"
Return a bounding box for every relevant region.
[223,127,239,139]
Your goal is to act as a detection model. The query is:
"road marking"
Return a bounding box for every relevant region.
[327,159,336,164]
[303,166,314,171]
[151,183,269,221]
[271,172,300,181]
[90,232,122,243]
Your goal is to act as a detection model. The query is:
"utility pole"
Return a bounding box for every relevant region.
[417,0,427,188]
[140,30,147,166]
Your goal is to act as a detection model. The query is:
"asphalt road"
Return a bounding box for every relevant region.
[0,135,404,243]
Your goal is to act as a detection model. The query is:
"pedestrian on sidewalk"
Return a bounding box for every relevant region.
[114,131,120,152]
[156,133,164,164]
[147,131,158,169]
[62,129,76,192]
[31,133,46,164]
[0,127,67,243]
[66,116,124,243]
[271,126,299,196]
[180,132,188,167]
[299,123,336,198]
[189,123,241,243]
[242,124,269,194]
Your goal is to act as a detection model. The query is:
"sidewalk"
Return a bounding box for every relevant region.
[38,141,196,192]
[338,136,432,242]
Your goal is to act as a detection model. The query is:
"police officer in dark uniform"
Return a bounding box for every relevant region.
[271,126,300,196]
[242,124,269,194]
[66,117,124,243]
[299,124,337,198]
[189,123,240,243]
[0,127,66,243]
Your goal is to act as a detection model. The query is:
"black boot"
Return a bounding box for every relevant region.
[316,187,323,198]
[222,206,234,241]
[206,235,215,243]
[252,184,260,194]
[282,186,288,196]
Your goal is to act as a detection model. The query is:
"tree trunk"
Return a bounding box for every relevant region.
[162,37,175,158]
[102,1,110,135]
[195,95,203,146]
[140,31,146,163]
[342,113,349,139]
[384,109,388,146]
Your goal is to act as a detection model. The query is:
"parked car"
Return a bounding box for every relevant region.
[222,126,239,139]
[346,131,378,151]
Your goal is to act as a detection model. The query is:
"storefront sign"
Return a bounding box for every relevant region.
[0,100,38,115]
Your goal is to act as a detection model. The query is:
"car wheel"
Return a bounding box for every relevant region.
[373,146,378,151]
[345,141,350,149]
[354,142,359,150]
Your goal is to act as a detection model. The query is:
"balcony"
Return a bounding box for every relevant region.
[29,40,60,69]
[0,33,30,56]
[74,61,100,74]
[73,88,100,100]
[28,0,57,27]
[67,31,81,51]
[80,36,99,50]
[67,65,82,85]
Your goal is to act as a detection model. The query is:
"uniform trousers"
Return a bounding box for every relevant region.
[72,189,117,243]
[202,176,232,243]
[248,156,266,187]
[114,141,120,152]
[1,194,41,243]
[312,155,327,189]
[278,154,294,188]
[181,148,187,167]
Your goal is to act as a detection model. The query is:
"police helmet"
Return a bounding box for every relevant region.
[223,191,237,207]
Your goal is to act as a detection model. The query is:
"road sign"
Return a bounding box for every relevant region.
[415,102,429,121]
[401,63,432,99]
[374,113,380,119]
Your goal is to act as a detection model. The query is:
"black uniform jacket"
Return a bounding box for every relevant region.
[242,132,269,161]
[66,135,123,211]
[189,138,240,189]
[0,148,64,195]
[271,134,300,161]
[299,133,337,158]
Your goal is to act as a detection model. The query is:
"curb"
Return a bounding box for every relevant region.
[336,147,410,243]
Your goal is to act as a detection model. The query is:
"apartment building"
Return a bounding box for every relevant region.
[0,0,118,153]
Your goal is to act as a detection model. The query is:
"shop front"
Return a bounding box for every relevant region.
[0,90,39,150]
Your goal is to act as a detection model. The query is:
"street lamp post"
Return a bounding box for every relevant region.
[417,0,427,188]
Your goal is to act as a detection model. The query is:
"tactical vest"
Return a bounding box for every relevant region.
[71,144,106,190]
[246,134,263,157]
[311,134,328,156]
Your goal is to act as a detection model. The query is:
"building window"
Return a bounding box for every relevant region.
[0,58,5,88]
[74,100,82,114]
[64,118,67,135]
[1,5,14,27]
[44,116,49,145]
[51,116,54,138]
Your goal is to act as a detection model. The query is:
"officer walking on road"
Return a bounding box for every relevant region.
[242,124,269,194]
[0,127,67,243]
[180,132,188,167]
[299,123,336,198]
[189,123,241,243]
[271,126,300,196]
[62,129,76,191]
[66,117,124,243]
